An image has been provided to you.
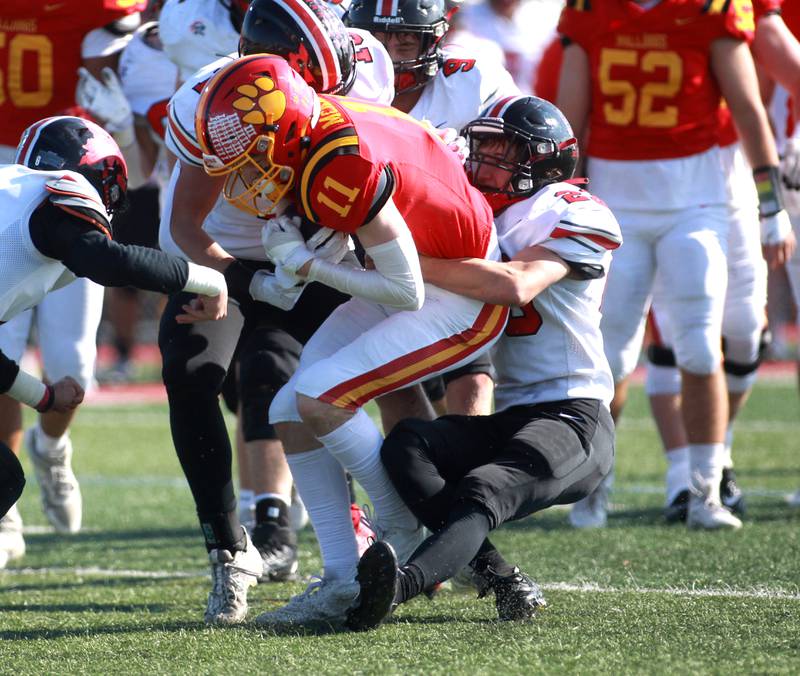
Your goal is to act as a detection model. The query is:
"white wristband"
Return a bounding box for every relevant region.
[7,369,47,409]
[183,262,227,296]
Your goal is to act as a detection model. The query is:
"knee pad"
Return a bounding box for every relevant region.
[268,375,303,425]
[722,328,770,393]
[672,330,722,376]
[0,443,25,519]
[239,333,300,441]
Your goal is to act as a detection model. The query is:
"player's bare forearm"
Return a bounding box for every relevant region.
[712,38,780,168]
[753,14,800,104]
[556,43,591,143]
[419,248,569,306]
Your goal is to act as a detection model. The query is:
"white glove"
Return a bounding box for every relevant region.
[434,127,469,165]
[760,209,793,246]
[261,215,315,274]
[249,270,304,311]
[76,66,133,140]
[781,137,800,191]
[306,226,352,265]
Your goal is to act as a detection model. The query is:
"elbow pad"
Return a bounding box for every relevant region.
[307,227,424,310]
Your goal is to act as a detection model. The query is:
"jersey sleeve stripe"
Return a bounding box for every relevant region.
[556,219,622,244]
[299,133,360,221]
[551,226,621,250]
[166,105,203,162]
[317,303,509,410]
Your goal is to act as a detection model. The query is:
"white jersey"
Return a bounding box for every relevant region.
[491,181,621,410]
[119,22,180,141]
[159,0,240,82]
[458,0,563,94]
[407,43,519,132]
[161,35,394,260]
[0,165,85,322]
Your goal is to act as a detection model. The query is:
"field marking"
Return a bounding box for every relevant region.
[1,567,799,601]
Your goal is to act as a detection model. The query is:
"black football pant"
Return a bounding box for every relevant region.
[159,279,346,551]
[381,399,615,590]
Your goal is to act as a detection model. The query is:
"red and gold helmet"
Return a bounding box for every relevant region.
[195,54,319,217]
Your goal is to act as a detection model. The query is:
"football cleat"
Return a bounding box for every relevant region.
[720,468,746,517]
[251,521,299,582]
[204,529,262,625]
[664,489,690,524]
[288,489,309,532]
[25,427,82,533]
[0,503,26,569]
[255,576,359,627]
[569,471,612,529]
[474,566,547,622]
[346,540,400,632]
[687,476,742,530]
[351,504,376,557]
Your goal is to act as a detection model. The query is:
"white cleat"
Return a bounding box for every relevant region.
[569,472,612,529]
[25,427,82,534]
[254,576,359,627]
[204,529,263,625]
[0,503,25,569]
[687,476,742,530]
[786,489,800,508]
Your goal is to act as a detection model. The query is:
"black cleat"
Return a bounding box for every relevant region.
[720,468,746,517]
[664,489,690,523]
[346,541,399,631]
[251,522,299,582]
[475,567,547,621]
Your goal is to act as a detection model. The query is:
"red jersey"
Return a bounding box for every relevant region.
[558,0,754,160]
[0,0,142,147]
[295,95,494,260]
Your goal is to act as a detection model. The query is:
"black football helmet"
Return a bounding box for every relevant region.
[463,96,579,198]
[222,0,253,32]
[344,0,448,94]
[15,116,128,215]
[239,0,357,95]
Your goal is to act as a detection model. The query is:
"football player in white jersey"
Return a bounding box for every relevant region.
[0,116,227,560]
[344,0,519,421]
[346,96,619,631]
[158,0,398,625]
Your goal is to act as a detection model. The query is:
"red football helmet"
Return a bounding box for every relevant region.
[195,54,319,217]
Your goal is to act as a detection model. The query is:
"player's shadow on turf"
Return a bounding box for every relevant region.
[25,527,198,545]
[0,575,198,593]
[0,602,168,613]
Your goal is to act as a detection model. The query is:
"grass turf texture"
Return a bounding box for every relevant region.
[2,382,799,674]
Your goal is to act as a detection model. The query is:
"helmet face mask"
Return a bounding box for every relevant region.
[464,96,579,198]
[344,0,448,94]
[15,116,128,216]
[196,54,319,218]
[239,0,357,95]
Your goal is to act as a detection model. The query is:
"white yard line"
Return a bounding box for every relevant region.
[1,567,798,601]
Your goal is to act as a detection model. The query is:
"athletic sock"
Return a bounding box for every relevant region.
[721,426,734,469]
[664,446,690,505]
[689,442,725,497]
[286,447,358,580]
[199,510,245,553]
[318,408,417,530]
[34,423,68,456]
[470,539,516,578]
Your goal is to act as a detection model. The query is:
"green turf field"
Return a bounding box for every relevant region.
[2,382,799,674]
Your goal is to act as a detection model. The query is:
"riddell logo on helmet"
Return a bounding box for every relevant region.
[372,15,403,23]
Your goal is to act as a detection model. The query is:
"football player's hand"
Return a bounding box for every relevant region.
[434,127,469,165]
[249,270,304,310]
[761,210,796,269]
[176,287,229,323]
[50,377,84,413]
[76,66,133,134]
[307,226,351,264]
[781,137,800,191]
[261,215,314,274]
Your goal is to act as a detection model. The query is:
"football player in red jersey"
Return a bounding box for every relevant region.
[557,0,794,530]
[0,0,144,566]
[195,54,508,627]
[644,0,800,523]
